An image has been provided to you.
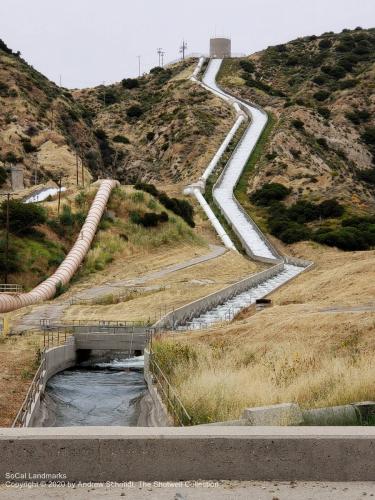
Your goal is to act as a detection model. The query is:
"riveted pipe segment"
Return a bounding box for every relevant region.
[0,179,118,313]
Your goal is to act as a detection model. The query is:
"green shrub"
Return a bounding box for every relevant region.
[239,60,255,73]
[95,129,116,166]
[317,107,331,119]
[318,199,344,218]
[312,75,328,85]
[292,119,304,130]
[130,210,169,228]
[0,166,7,186]
[21,137,37,153]
[54,281,68,298]
[146,131,155,142]
[0,81,9,97]
[361,127,375,150]
[317,137,329,149]
[338,79,357,89]
[279,223,311,243]
[113,135,130,144]
[319,39,332,49]
[98,88,119,105]
[0,239,20,278]
[0,200,46,235]
[134,182,159,197]
[322,64,347,79]
[314,90,330,101]
[356,167,375,185]
[288,200,319,223]
[250,183,290,206]
[134,183,195,227]
[158,194,195,227]
[3,152,20,164]
[121,78,139,89]
[313,227,373,251]
[126,105,143,118]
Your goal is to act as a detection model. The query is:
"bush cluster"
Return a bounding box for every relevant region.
[245,77,285,97]
[48,205,85,240]
[0,166,7,186]
[250,183,291,205]
[266,198,344,244]
[134,182,195,227]
[260,195,374,251]
[0,200,46,235]
[94,129,116,166]
[112,135,130,144]
[121,78,139,89]
[130,210,168,228]
[126,105,143,119]
[21,137,38,153]
[239,60,255,73]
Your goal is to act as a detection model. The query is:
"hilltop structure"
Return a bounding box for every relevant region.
[210,37,231,58]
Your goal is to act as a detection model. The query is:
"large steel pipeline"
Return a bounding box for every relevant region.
[0,179,118,313]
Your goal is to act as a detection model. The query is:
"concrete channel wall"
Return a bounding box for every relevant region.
[26,340,77,427]
[141,349,173,427]
[154,262,284,329]
[1,427,375,481]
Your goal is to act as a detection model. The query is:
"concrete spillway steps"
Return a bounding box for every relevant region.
[203,59,274,261]
[177,264,302,331]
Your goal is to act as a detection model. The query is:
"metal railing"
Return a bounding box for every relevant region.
[149,351,192,426]
[12,350,46,428]
[43,327,71,348]
[40,319,151,329]
[0,284,23,293]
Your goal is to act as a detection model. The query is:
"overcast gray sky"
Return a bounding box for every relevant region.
[0,0,374,89]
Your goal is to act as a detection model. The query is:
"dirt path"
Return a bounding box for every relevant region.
[11,245,226,333]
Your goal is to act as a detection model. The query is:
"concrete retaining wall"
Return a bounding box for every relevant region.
[74,333,147,352]
[1,427,375,481]
[154,262,284,329]
[26,340,77,427]
[140,349,173,427]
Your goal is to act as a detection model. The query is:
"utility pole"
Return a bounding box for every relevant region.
[81,158,85,188]
[76,152,79,186]
[161,50,165,67]
[59,75,62,87]
[5,193,10,284]
[137,55,141,77]
[157,48,163,66]
[57,174,62,215]
[180,40,187,60]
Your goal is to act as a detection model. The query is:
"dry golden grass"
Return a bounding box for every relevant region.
[63,251,258,323]
[0,333,43,426]
[154,243,375,424]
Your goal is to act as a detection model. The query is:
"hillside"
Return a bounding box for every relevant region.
[153,241,375,424]
[74,60,234,184]
[218,27,375,210]
[0,39,104,189]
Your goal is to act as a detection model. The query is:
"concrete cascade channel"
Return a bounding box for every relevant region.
[22,58,311,428]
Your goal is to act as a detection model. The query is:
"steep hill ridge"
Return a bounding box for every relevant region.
[217,27,375,210]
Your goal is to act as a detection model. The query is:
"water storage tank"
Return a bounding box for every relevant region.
[210,38,231,58]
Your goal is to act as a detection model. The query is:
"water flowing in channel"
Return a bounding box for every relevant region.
[41,356,146,427]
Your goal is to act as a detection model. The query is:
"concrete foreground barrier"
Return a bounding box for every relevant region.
[1,427,375,482]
